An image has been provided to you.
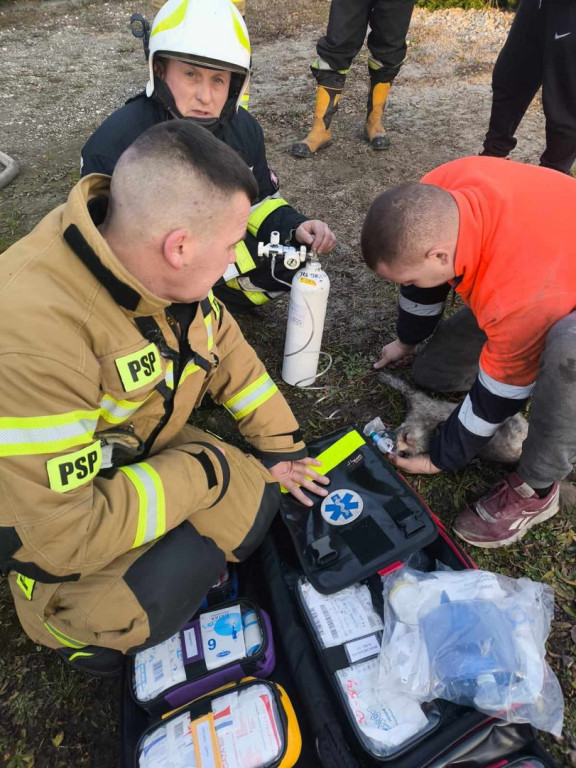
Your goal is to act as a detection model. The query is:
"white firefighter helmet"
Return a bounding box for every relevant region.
[146,0,251,116]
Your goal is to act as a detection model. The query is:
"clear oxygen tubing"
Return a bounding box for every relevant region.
[281,260,330,387]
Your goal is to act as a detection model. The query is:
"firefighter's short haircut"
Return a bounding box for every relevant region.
[361,182,457,270]
[108,120,258,233]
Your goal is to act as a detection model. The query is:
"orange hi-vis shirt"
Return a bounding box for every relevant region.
[423,156,576,387]
[397,156,576,470]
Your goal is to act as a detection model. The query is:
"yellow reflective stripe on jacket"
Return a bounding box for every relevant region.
[234,242,256,274]
[208,290,221,321]
[226,278,272,306]
[240,93,250,110]
[44,621,86,649]
[16,573,35,600]
[165,361,175,390]
[247,197,289,237]
[224,373,278,420]
[204,314,213,351]
[280,430,366,493]
[100,394,146,425]
[0,409,100,457]
[151,0,188,36]
[179,361,201,387]
[120,463,167,548]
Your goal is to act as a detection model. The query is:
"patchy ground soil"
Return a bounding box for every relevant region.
[0,0,575,766]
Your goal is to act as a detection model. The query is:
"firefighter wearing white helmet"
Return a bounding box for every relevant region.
[81,0,335,313]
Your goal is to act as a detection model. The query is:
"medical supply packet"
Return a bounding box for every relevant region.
[130,599,275,717]
[136,678,301,768]
[379,567,564,736]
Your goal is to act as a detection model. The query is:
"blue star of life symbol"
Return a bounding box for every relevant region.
[321,488,363,526]
[325,492,358,521]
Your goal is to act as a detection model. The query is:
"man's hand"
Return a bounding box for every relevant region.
[295,220,335,254]
[268,457,330,506]
[374,339,417,370]
[389,453,441,475]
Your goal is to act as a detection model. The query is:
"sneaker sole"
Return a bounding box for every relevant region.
[453,498,560,549]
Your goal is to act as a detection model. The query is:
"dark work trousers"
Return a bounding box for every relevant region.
[413,307,576,487]
[316,0,415,81]
[482,0,576,174]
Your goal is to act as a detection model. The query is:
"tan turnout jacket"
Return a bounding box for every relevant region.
[0,175,305,595]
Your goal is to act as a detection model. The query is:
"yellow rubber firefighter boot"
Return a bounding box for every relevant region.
[365,81,391,151]
[291,84,343,158]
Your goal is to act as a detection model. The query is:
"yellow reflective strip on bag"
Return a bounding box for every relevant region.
[281,430,366,493]
[46,440,102,494]
[179,361,201,387]
[99,394,147,425]
[16,573,35,600]
[224,374,278,420]
[234,241,256,274]
[151,0,188,36]
[247,198,289,237]
[0,409,100,457]
[44,621,86,649]
[115,343,163,393]
[120,463,166,548]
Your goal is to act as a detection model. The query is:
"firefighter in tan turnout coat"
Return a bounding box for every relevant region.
[0,121,328,675]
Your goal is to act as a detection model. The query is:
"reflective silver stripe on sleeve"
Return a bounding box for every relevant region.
[133,465,159,545]
[224,374,278,420]
[398,294,445,316]
[100,395,144,424]
[458,394,502,437]
[478,367,535,400]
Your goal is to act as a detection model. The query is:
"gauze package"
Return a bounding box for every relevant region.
[299,579,438,756]
[379,566,564,736]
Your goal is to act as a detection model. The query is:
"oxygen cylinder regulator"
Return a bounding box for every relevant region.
[258,232,330,387]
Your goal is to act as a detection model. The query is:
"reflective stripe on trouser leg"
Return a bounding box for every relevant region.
[412,307,487,393]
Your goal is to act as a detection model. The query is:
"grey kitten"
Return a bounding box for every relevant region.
[378,372,528,464]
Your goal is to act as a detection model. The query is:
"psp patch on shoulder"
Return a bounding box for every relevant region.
[321,488,363,526]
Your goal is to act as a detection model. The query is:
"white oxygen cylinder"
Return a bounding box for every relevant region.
[282,260,330,387]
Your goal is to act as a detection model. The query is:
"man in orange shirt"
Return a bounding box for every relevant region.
[361,156,576,548]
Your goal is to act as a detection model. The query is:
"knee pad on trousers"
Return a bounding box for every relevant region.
[232,482,281,562]
[125,521,225,653]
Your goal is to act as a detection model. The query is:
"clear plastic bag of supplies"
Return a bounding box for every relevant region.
[378,566,564,737]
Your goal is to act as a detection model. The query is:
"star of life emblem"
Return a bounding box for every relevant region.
[321,488,363,526]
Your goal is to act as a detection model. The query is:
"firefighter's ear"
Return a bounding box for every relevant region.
[163,229,191,270]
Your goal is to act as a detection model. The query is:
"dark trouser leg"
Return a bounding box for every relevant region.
[482,0,543,158]
[316,0,372,71]
[540,2,576,173]
[518,312,576,488]
[412,307,487,393]
[367,0,416,81]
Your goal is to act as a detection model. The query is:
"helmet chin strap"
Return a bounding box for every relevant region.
[151,72,243,133]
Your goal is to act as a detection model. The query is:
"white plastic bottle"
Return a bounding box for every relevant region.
[282,260,330,387]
